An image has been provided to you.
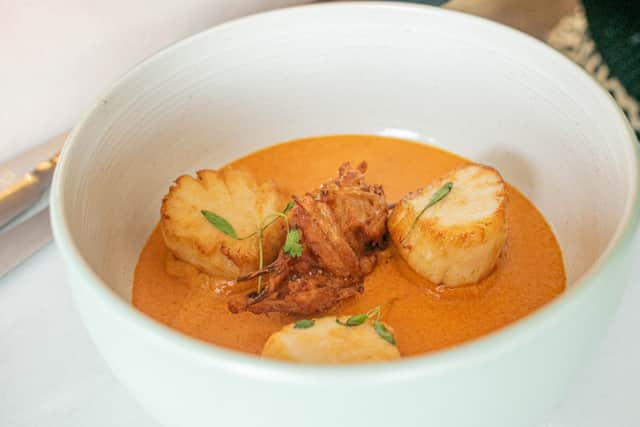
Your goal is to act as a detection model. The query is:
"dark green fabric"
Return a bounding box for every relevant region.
[583,0,640,104]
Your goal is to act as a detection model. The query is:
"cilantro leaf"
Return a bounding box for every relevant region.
[283,228,303,257]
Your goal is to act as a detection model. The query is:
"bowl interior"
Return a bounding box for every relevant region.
[56,5,635,312]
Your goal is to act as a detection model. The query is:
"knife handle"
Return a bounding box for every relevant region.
[0,153,59,229]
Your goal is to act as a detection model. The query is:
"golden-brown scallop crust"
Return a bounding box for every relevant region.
[388,164,508,287]
[160,168,289,279]
[261,316,401,363]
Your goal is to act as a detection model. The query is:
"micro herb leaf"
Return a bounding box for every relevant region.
[283,228,303,258]
[335,313,369,327]
[426,181,454,209]
[204,201,297,293]
[209,201,294,244]
[283,201,295,214]
[337,299,396,329]
[367,306,382,321]
[374,320,396,346]
[403,181,453,242]
[201,210,238,239]
[294,319,315,329]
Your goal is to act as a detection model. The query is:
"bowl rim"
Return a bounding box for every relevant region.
[50,1,640,383]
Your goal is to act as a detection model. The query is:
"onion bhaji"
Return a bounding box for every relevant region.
[228,162,388,315]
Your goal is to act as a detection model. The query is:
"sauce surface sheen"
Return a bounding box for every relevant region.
[132,135,566,356]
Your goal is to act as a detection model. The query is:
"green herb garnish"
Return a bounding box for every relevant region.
[373,321,396,345]
[402,181,453,242]
[335,300,397,345]
[200,210,238,239]
[336,313,368,327]
[200,201,301,293]
[283,201,295,214]
[283,228,303,258]
[201,201,295,241]
[294,319,315,329]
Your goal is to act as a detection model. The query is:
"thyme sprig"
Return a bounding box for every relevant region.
[201,201,301,293]
[402,181,453,243]
[201,201,294,241]
[335,300,397,345]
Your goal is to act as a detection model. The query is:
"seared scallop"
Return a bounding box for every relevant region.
[161,168,289,278]
[388,164,507,287]
[262,316,400,364]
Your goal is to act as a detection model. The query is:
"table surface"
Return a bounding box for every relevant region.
[1,235,639,427]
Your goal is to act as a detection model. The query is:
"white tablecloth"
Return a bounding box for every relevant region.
[1,234,639,427]
[1,1,639,425]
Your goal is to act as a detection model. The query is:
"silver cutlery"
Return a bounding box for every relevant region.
[0,133,67,276]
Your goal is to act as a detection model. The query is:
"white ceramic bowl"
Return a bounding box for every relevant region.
[51,3,640,427]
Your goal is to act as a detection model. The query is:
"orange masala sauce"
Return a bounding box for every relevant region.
[132,135,566,357]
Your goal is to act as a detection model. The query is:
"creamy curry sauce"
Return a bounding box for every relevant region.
[132,135,565,356]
